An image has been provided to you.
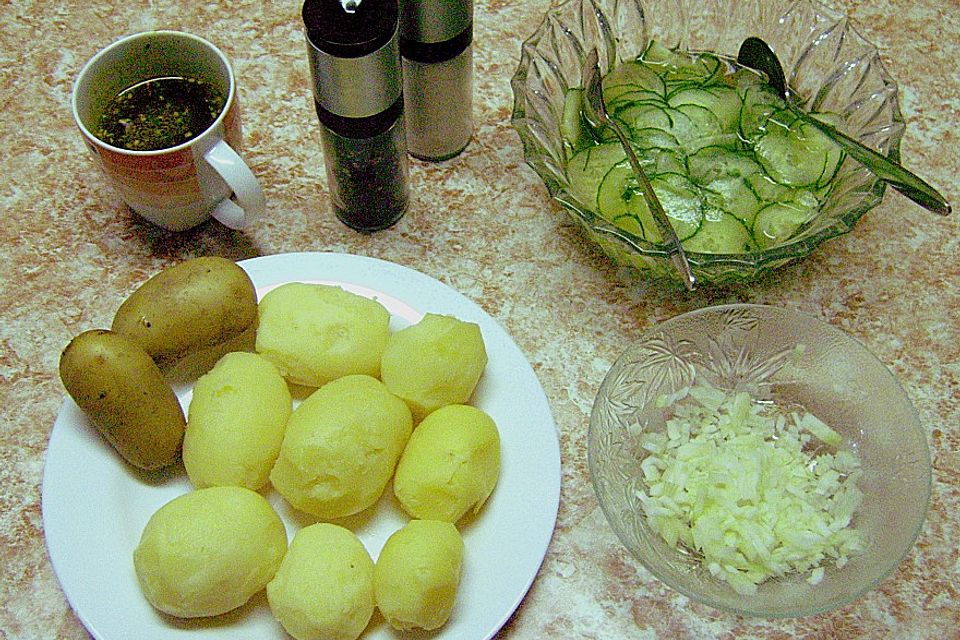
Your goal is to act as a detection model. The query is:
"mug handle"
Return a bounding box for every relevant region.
[203,139,266,230]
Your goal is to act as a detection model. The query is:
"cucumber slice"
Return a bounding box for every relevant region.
[694,133,741,151]
[611,213,645,237]
[597,164,662,241]
[640,40,684,66]
[560,87,591,152]
[668,85,743,133]
[656,105,722,151]
[604,60,666,96]
[807,112,847,187]
[702,177,763,224]
[607,89,666,110]
[746,171,796,203]
[650,173,703,241]
[596,150,687,220]
[597,164,647,219]
[683,210,757,254]
[630,127,682,151]
[659,107,694,147]
[688,146,762,184]
[609,97,669,119]
[597,165,701,242]
[674,104,724,142]
[604,83,644,104]
[641,42,723,86]
[793,189,821,211]
[753,110,843,188]
[752,200,819,249]
[673,104,723,150]
[639,147,687,176]
[616,102,674,133]
[814,180,836,203]
[738,84,786,142]
[691,53,725,86]
[565,142,626,211]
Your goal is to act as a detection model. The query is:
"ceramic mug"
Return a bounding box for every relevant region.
[71,31,265,231]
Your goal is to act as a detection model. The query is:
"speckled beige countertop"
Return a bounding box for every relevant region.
[2,0,958,638]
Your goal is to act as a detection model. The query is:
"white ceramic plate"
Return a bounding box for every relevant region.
[42,252,562,640]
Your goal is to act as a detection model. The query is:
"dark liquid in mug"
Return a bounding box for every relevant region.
[95,76,225,151]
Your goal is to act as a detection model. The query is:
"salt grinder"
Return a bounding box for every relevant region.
[302,0,409,231]
[399,0,473,161]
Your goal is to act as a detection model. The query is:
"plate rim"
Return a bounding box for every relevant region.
[41,251,562,640]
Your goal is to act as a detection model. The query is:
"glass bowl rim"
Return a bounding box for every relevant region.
[509,0,906,281]
[587,302,932,617]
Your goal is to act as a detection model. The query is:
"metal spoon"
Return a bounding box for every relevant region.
[581,49,697,291]
[737,37,951,216]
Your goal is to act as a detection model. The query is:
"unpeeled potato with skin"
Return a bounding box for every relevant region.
[59,329,185,470]
[111,257,258,367]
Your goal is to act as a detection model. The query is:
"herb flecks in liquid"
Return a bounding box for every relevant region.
[95,76,225,151]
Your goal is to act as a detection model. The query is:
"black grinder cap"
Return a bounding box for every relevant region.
[303,0,398,58]
[303,0,403,132]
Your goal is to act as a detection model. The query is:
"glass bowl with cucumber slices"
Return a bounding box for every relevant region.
[510,0,905,286]
[588,304,931,617]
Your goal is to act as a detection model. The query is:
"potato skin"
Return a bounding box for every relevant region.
[59,329,185,470]
[111,257,258,366]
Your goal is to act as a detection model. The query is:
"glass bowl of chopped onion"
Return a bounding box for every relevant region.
[510,0,905,286]
[588,304,930,617]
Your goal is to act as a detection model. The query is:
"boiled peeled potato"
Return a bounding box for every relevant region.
[133,486,287,618]
[374,520,464,631]
[270,374,412,519]
[255,282,390,387]
[267,523,375,640]
[394,404,500,523]
[111,257,258,369]
[59,329,185,470]
[381,313,487,421]
[183,352,292,490]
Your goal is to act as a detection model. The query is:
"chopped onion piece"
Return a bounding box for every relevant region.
[637,384,865,595]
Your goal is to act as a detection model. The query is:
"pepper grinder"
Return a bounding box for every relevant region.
[399,0,473,161]
[302,0,409,231]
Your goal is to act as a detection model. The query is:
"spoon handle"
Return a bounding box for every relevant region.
[798,112,951,216]
[581,49,696,290]
[607,123,697,288]
[738,36,950,216]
